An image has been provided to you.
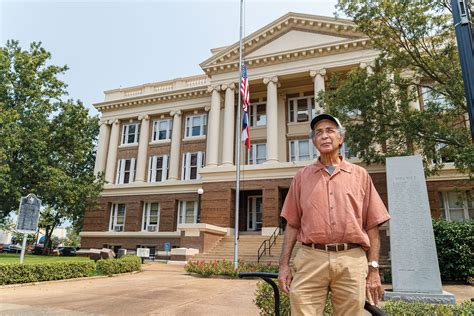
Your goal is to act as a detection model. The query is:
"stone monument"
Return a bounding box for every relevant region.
[384,155,455,303]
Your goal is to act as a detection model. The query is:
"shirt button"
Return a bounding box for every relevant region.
[331,222,336,225]
[330,192,333,195]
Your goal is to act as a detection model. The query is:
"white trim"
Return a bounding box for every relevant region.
[289,139,318,162]
[249,102,267,127]
[177,223,227,237]
[79,231,181,238]
[109,203,126,232]
[287,95,315,123]
[142,202,160,232]
[248,143,267,165]
[247,195,263,231]
[152,118,172,141]
[178,200,198,224]
[439,190,473,221]
[148,155,169,182]
[182,152,204,180]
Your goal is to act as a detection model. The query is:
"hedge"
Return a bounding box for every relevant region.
[255,281,474,315]
[0,261,96,285]
[185,259,278,277]
[432,219,473,282]
[96,255,142,276]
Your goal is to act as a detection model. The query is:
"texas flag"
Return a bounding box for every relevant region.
[240,64,251,150]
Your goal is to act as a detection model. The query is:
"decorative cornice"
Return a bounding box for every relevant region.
[94,87,211,113]
[200,12,369,75]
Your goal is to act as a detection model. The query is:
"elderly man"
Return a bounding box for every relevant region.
[278,114,390,316]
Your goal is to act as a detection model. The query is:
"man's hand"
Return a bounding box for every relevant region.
[365,268,384,305]
[278,263,292,294]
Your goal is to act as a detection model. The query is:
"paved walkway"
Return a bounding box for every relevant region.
[0,263,259,315]
[0,263,472,315]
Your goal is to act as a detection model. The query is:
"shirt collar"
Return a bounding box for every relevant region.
[313,156,352,173]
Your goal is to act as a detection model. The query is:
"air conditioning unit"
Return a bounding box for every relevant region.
[114,225,124,232]
[147,225,157,232]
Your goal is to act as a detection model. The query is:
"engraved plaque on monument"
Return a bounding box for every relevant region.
[384,156,455,304]
[16,193,41,233]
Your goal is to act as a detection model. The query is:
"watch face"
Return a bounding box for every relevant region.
[370,261,379,268]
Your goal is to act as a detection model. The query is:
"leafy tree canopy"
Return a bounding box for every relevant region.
[322,0,474,175]
[0,40,103,229]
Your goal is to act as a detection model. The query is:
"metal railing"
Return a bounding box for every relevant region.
[257,224,281,263]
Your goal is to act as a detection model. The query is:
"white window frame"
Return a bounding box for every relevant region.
[421,86,449,108]
[247,195,263,231]
[142,202,160,232]
[148,155,169,182]
[248,143,267,165]
[121,123,140,145]
[116,158,136,184]
[288,96,315,123]
[152,119,172,141]
[439,190,473,222]
[248,102,267,127]
[185,114,207,138]
[289,139,318,162]
[181,152,205,180]
[109,203,126,232]
[432,143,455,165]
[178,200,198,224]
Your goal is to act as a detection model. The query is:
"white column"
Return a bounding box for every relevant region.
[168,110,182,180]
[135,115,150,182]
[221,83,235,165]
[104,119,120,184]
[206,85,221,166]
[310,68,326,115]
[263,76,279,163]
[94,119,111,177]
[408,83,421,111]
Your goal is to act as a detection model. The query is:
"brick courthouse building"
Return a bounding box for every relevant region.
[80,13,473,258]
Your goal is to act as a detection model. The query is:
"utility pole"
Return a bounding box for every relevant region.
[451,0,474,141]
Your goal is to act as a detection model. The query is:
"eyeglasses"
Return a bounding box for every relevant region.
[312,127,338,138]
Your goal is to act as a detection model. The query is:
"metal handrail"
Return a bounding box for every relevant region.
[238,272,386,316]
[257,225,281,263]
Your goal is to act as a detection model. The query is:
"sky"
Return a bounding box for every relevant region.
[1,0,339,117]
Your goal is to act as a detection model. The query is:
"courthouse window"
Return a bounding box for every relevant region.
[248,143,267,165]
[116,158,136,184]
[109,203,126,232]
[122,123,140,145]
[288,96,315,123]
[178,200,198,224]
[182,152,205,180]
[142,202,160,232]
[185,114,207,138]
[248,102,267,127]
[148,155,169,182]
[152,119,172,141]
[439,190,474,222]
[289,140,318,162]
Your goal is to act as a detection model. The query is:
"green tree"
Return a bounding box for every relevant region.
[323,0,474,175]
[64,226,81,247]
[0,40,103,248]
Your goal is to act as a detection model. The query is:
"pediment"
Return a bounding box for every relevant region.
[246,30,350,58]
[200,12,369,74]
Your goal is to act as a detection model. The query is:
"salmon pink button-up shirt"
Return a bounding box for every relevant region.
[281,158,390,250]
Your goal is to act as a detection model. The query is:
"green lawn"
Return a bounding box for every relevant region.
[0,253,89,265]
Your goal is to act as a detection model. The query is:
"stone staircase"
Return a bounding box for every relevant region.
[191,235,292,265]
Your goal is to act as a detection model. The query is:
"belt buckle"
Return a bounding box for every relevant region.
[325,243,336,252]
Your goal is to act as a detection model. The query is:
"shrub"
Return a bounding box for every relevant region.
[0,261,96,285]
[184,259,278,277]
[432,218,473,282]
[254,280,332,315]
[96,255,142,276]
[382,300,474,315]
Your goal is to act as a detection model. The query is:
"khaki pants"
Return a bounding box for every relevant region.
[290,246,368,316]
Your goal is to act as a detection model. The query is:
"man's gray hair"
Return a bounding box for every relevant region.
[309,125,346,139]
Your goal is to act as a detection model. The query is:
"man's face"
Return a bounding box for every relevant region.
[312,119,344,155]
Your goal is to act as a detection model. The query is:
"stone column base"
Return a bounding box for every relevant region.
[384,289,456,304]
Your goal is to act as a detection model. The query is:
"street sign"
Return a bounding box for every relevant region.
[16,194,41,234]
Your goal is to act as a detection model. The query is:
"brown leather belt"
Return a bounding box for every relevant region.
[302,243,360,252]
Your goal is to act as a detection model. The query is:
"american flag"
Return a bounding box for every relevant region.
[240,64,251,150]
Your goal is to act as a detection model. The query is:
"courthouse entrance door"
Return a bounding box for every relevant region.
[247,195,263,231]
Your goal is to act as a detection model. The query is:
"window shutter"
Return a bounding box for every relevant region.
[109,204,115,231]
[181,153,186,180]
[122,125,127,144]
[162,155,168,181]
[197,152,203,180]
[148,156,152,182]
[142,203,147,231]
[116,159,123,184]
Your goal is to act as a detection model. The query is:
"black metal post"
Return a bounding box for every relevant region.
[451,0,474,141]
[197,189,203,223]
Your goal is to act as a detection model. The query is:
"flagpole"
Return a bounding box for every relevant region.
[234,0,244,270]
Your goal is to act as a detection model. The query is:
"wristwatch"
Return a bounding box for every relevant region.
[368,261,379,269]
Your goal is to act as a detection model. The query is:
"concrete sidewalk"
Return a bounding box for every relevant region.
[0,263,259,315]
[0,263,472,315]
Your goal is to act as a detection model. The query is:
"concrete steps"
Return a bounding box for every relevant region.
[191,234,298,265]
